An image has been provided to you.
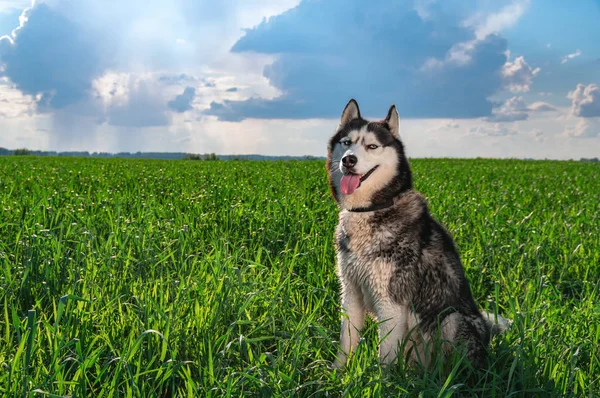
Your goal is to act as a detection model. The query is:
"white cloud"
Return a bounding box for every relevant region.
[487,96,561,122]
[92,73,171,127]
[568,84,600,117]
[0,81,36,117]
[0,1,28,12]
[487,96,528,122]
[3,110,600,160]
[426,120,460,133]
[423,0,530,71]
[561,49,582,64]
[43,0,299,73]
[530,128,544,142]
[564,118,600,138]
[502,54,540,92]
[200,52,282,102]
[468,0,530,40]
[470,123,518,137]
[529,101,559,113]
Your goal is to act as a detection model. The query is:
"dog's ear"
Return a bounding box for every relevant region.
[340,99,361,126]
[385,105,400,138]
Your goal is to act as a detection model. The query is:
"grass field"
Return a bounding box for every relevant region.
[0,156,599,397]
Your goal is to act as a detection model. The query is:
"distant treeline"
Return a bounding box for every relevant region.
[2,147,596,162]
[0,147,324,161]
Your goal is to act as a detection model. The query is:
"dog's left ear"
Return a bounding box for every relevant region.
[385,105,400,138]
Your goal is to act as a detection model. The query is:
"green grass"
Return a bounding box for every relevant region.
[0,156,598,397]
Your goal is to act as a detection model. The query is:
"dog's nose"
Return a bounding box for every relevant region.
[342,154,357,168]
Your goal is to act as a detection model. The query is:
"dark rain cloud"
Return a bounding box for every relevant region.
[0,4,106,109]
[168,86,196,113]
[206,0,508,121]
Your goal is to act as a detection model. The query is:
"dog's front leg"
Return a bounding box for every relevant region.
[333,282,365,369]
[377,302,407,366]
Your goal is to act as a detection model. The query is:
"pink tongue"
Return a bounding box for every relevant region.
[340,174,361,195]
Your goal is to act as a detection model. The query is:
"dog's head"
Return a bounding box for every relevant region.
[327,99,412,210]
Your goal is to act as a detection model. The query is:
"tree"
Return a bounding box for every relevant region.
[182,154,202,160]
[14,148,31,156]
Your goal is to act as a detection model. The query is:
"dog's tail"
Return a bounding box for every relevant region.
[482,311,511,336]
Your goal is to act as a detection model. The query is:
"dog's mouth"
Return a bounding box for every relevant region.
[340,165,379,195]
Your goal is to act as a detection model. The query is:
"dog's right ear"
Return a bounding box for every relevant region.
[340,99,361,126]
[385,104,400,138]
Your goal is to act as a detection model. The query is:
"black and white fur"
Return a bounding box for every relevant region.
[327,99,507,369]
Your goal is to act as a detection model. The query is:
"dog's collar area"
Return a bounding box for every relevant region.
[346,199,395,213]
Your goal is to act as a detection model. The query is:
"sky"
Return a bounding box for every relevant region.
[0,0,599,159]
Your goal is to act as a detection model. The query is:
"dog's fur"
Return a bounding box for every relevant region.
[328,99,506,369]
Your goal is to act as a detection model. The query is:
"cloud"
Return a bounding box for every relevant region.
[568,84,600,117]
[487,96,560,122]
[425,120,460,134]
[168,86,196,113]
[0,6,21,35]
[93,73,171,127]
[565,118,600,138]
[106,83,169,128]
[0,3,194,129]
[0,82,35,117]
[158,74,199,85]
[530,128,544,142]
[564,84,600,139]
[470,123,518,137]
[528,101,559,113]
[158,73,218,89]
[226,87,238,92]
[437,121,460,129]
[44,0,298,72]
[0,4,107,108]
[466,0,530,40]
[501,54,540,93]
[561,49,582,64]
[206,0,512,121]
[0,1,294,126]
[487,96,528,122]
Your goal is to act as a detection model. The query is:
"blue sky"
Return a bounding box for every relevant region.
[0,0,599,158]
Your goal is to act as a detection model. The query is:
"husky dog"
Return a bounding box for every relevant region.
[328,99,506,369]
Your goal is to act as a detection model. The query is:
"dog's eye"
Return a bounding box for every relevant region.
[367,144,378,150]
[341,140,351,146]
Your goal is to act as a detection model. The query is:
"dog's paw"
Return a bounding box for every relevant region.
[331,360,344,370]
[482,311,512,335]
[331,353,347,370]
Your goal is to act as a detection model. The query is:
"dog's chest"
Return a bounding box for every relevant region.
[337,212,395,255]
[336,212,397,302]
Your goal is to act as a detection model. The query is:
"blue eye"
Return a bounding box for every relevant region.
[367,144,378,150]
[341,140,351,146]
